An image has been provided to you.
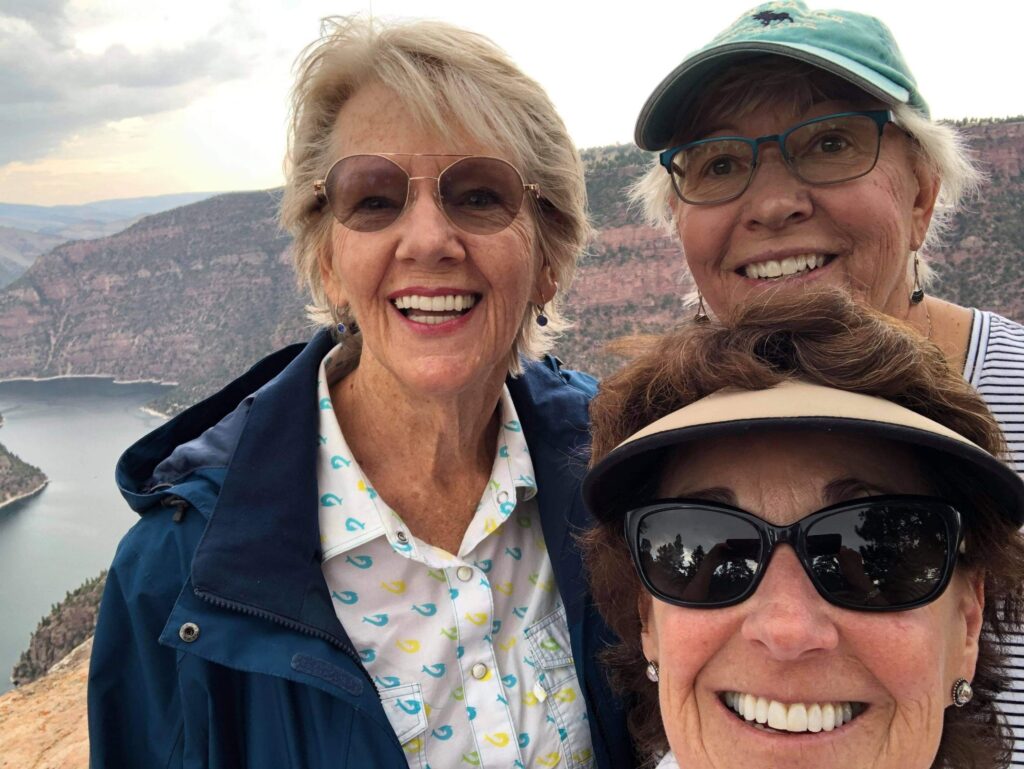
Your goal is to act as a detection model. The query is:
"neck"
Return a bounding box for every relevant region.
[330,355,506,485]
[906,295,973,371]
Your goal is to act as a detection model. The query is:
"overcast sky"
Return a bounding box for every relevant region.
[1,0,1021,206]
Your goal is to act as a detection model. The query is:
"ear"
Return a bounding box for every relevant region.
[530,262,557,306]
[956,569,985,681]
[909,153,941,252]
[318,239,347,309]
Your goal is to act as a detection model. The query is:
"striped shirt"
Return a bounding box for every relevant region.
[964,309,1024,764]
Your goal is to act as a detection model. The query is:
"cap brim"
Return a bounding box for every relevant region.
[635,41,911,150]
[583,381,1024,526]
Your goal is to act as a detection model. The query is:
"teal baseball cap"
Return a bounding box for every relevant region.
[634,1,928,150]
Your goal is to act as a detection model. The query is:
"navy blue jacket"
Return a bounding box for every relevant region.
[88,330,633,769]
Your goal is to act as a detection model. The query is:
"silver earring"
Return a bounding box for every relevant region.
[910,252,924,304]
[536,305,549,327]
[951,677,973,707]
[694,291,709,323]
[645,660,660,683]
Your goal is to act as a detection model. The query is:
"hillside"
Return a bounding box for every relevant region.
[0,119,1019,396]
[0,441,47,509]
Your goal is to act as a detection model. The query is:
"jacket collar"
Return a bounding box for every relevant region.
[189,328,346,645]
[120,330,594,650]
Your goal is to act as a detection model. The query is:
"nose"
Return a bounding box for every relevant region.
[393,178,466,265]
[741,143,813,230]
[740,545,839,660]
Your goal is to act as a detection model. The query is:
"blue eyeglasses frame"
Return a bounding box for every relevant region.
[658,110,895,205]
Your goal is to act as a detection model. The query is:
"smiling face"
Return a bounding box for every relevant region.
[673,98,940,322]
[319,82,553,399]
[641,431,983,769]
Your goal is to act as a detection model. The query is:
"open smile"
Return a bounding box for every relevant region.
[390,292,481,326]
[736,253,837,281]
[721,691,867,734]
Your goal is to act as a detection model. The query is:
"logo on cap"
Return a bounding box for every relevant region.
[752,10,794,26]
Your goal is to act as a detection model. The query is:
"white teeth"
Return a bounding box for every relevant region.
[755,696,769,724]
[392,294,477,311]
[406,313,462,325]
[807,703,822,733]
[822,703,836,731]
[743,693,757,721]
[786,703,808,732]
[767,700,788,729]
[725,692,860,734]
[742,254,829,280]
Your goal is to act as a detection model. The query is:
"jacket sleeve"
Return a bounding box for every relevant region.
[88,508,197,768]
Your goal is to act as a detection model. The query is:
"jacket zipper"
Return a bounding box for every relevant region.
[193,587,375,691]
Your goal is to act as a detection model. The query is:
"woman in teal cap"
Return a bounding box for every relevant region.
[631,3,1024,757]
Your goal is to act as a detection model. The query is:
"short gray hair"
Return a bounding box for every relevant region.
[630,57,984,292]
[279,16,589,373]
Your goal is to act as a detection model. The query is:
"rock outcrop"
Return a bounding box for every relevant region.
[0,440,47,509]
[0,637,90,768]
[10,572,105,688]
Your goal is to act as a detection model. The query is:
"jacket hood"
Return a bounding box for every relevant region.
[114,335,324,513]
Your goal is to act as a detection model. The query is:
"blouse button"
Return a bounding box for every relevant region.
[456,566,473,582]
[471,663,488,680]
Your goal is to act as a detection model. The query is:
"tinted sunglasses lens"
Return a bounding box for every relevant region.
[325,155,409,232]
[634,506,763,605]
[439,157,525,234]
[805,501,952,609]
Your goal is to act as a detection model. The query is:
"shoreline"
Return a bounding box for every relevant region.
[0,480,49,512]
[138,406,171,420]
[0,374,178,387]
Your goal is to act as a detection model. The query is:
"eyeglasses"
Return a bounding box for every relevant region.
[625,494,963,612]
[314,153,540,234]
[659,110,894,205]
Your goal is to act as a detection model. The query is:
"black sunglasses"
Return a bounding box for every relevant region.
[625,495,963,612]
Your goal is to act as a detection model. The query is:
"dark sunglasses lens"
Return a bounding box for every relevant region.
[805,501,952,609]
[439,157,525,234]
[326,155,409,232]
[635,506,763,605]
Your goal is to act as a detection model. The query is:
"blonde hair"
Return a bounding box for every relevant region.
[280,16,590,373]
[630,57,984,297]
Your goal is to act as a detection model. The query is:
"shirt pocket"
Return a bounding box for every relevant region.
[378,682,428,769]
[524,606,595,769]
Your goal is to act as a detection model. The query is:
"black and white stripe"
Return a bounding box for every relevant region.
[964,309,1024,765]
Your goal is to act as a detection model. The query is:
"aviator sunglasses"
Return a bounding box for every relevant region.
[625,494,963,612]
[314,153,540,234]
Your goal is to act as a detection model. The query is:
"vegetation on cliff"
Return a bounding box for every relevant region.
[10,571,105,687]
[0,439,47,509]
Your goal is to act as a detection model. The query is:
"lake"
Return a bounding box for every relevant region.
[0,377,172,694]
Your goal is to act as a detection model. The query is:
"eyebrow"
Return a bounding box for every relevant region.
[674,486,737,506]
[823,477,894,506]
[672,478,895,511]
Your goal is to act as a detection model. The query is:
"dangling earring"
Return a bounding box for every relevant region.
[335,321,348,346]
[951,678,973,707]
[694,291,710,323]
[910,252,925,304]
[645,660,660,683]
[536,305,549,327]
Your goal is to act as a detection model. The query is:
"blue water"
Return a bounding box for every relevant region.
[0,377,171,693]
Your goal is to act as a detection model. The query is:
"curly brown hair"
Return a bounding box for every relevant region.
[581,290,1024,769]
